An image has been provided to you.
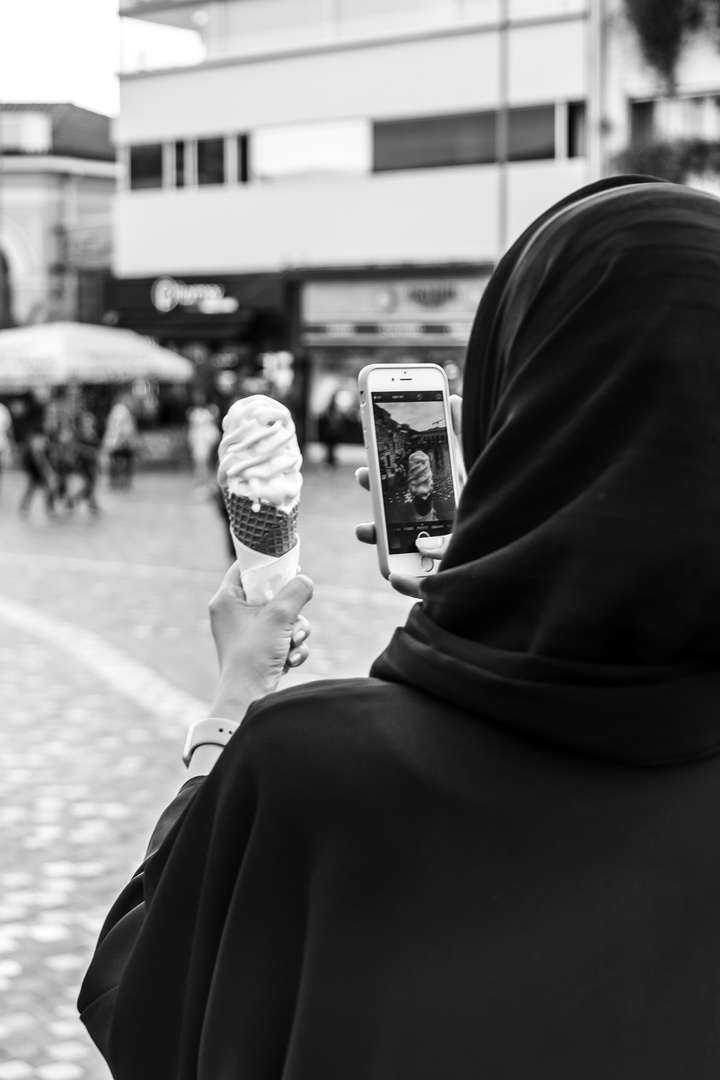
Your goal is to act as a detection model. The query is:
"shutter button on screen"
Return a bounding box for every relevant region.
[417,532,433,572]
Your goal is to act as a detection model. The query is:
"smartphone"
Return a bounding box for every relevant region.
[358,363,461,579]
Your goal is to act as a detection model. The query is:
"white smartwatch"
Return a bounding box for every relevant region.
[182,718,240,767]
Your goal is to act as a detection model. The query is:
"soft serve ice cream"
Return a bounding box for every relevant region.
[218,395,302,511]
[218,395,303,603]
[407,451,434,499]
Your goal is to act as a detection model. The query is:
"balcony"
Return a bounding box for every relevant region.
[119,0,586,76]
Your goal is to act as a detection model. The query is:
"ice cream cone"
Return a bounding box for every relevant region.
[223,490,299,557]
[217,395,303,603]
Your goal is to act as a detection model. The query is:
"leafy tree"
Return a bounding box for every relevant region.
[623,0,708,90]
[613,137,720,181]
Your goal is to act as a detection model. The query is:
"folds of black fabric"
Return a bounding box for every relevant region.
[79,680,720,1080]
[79,176,720,1077]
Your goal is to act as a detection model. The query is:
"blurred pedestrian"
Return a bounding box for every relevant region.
[18,431,56,518]
[45,402,78,513]
[186,395,221,481]
[317,390,343,467]
[16,390,56,518]
[73,409,101,514]
[102,394,139,490]
[0,400,14,493]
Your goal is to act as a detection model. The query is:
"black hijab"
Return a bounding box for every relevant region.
[373,175,720,764]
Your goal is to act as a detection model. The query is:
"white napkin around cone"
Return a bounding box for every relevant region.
[230,533,301,604]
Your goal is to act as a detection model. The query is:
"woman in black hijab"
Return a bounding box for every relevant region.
[79,175,720,1078]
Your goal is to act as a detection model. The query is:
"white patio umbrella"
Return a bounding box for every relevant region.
[0,321,194,390]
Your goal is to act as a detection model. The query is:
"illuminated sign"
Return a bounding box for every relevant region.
[151,277,239,314]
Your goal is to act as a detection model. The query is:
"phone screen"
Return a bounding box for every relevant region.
[371,390,457,555]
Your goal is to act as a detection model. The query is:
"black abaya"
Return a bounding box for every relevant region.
[80,176,720,1077]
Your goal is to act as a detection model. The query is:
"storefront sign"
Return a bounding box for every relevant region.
[406,284,458,308]
[303,321,474,344]
[151,276,239,315]
[65,225,112,269]
[301,276,488,346]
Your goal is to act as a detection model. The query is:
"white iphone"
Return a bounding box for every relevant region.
[358,363,461,579]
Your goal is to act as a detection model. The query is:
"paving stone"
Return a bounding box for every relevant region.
[0,465,412,1076]
[36,1065,85,1080]
[0,1064,34,1080]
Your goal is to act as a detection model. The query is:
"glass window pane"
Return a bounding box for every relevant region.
[175,141,185,187]
[508,106,555,161]
[681,96,706,138]
[253,120,370,180]
[226,0,326,51]
[129,143,163,189]
[630,100,654,146]
[373,113,496,172]
[238,135,249,183]
[120,14,205,74]
[197,137,225,185]
[567,101,586,158]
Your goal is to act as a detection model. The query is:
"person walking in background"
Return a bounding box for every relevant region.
[45,399,78,513]
[186,395,221,481]
[317,390,344,467]
[73,408,101,514]
[17,390,56,518]
[0,399,14,494]
[18,431,56,518]
[102,394,139,490]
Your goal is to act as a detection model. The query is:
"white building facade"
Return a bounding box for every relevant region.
[0,104,119,330]
[114,0,598,437]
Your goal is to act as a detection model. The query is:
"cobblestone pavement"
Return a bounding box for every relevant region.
[0,460,412,1077]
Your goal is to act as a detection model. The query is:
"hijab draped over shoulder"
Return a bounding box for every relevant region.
[373,175,720,764]
[79,176,720,1080]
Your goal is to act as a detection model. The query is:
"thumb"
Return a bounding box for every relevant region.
[265,573,314,625]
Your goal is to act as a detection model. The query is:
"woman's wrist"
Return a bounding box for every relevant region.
[185,742,225,778]
[209,674,271,723]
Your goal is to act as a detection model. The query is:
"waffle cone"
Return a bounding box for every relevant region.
[223,490,298,557]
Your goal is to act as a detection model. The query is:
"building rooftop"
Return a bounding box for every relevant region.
[0,103,115,161]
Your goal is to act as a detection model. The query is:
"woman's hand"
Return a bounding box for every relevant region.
[354,394,464,600]
[208,564,313,722]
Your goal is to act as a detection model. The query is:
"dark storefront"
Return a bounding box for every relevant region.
[296,268,492,451]
[107,266,491,455]
[107,271,290,414]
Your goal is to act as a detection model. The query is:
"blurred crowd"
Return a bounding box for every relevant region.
[0,385,225,519]
[0,370,360,552]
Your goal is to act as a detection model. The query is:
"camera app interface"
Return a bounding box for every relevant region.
[371,391,456,554]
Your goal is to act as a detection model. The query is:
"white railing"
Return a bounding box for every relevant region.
[119,0,587,76]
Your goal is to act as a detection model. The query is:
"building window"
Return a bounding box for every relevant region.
[631,94,720,144]
[175,141,186,187]
[507,106,555,161]
[253,119,370,180]
[197,136,225,185]
[630,101,654,145]
[567,101,587,158]
[129,143,163,189]
[238,134,249,183]
[373,112,497,172]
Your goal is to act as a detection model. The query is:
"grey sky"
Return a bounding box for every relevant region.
[379,400,446,433]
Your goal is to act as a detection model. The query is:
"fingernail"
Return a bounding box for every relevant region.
[417,536,443,551]
[294,629,306,644]
[289,651,303,666]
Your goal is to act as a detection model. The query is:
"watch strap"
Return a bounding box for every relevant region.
[182,717,240,767]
